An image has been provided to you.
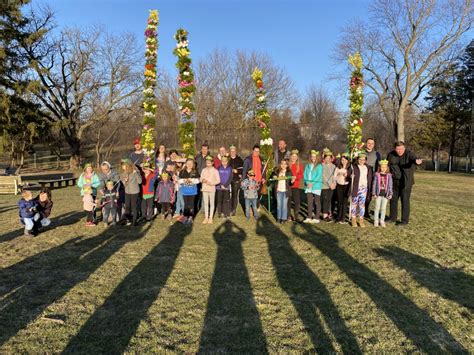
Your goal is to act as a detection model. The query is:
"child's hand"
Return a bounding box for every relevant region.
[307,183,313,189]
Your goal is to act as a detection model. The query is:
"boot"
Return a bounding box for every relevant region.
[351,217,358,227]
[359,217,366,228]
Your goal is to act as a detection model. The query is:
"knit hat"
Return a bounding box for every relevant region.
[133,138,140,145]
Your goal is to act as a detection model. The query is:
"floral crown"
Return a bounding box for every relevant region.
[310,150,320,156]
[379,159,389,166]
[291,149,299,155]
[205,155,214,161]
[161,172,169,178]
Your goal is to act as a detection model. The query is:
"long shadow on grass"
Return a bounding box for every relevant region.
[375,246,474,312]
[0,205,17,214]
[63,221,190,354]
[295,223,467,353]
[256,215,361,353]
[0,211,84,243]
[0,223,149,346]
[198,220,268,354]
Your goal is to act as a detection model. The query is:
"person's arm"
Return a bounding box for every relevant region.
[387,153,402,180]
[77,174,84,188]
[212,169,221,186]
[372,173,378,196]
[315,164,323,183]
[92,174,101,189]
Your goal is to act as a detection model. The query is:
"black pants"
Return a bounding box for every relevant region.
[230,181,241,213]
[103,206,116,224]
[86,209,95,223]
[390,181,412,224]
[217,189,231,217]
[141,197,154,221]
[321,189,333,214]
[183,195,195,217]
[288,188,301,220]
[335,184,350,222]
[306,193,321,220]
[124,193,139,225]
[160,202,171,217]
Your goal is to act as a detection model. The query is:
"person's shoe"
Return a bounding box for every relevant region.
[202,218,208,224]
[351,217,358,227]
[396,222,408,227]
[359,218,366,228]
[207,218,213,224]
[338,220,348,225]
[374,221,379,227]
[385,219,395,224]
[231,211,236,216]
[311,219,320,224]
[24,228,32,236]
[126,221,132,226]
[303,218,312,224]
[380,221,386,228]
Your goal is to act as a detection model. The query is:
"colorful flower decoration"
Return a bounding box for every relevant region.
[252,67,273,180]
[141,9,159,165]
[173,28,196,157]
[347,52,364,159]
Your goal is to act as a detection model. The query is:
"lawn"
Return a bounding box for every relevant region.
[0,171,473,353]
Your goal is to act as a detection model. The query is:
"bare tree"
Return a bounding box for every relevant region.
[24,18,141,168]
[336,0,472,142]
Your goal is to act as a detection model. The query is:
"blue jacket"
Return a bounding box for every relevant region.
[18,199,38,219]
[216,165,233,191]
[303,163,323,193]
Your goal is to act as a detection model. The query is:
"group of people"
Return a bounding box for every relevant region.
[70,137,422,229]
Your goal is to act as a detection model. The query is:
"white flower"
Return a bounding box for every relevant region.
[183,71,190,76]
[259,138,274,146]
[353,120,358,125]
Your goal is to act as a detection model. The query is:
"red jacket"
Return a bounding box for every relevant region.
[290,163,304,189]
[142,172,157,196]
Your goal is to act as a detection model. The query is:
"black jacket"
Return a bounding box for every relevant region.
[350,163,373,198]
[229,155,244,182]
[387,150,419,188]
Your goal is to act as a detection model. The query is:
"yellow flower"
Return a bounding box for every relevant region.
[252,67,263,81]
[348,52,363,70]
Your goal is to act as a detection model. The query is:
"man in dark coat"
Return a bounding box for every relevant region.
[387,141,423,226]
[228,145,244,216]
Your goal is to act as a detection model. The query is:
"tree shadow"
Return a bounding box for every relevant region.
[0,211,84,244]
[375,246,474,312]
[198,220,268,353]
[0,223,149,346]
[63,222,190,354]
[294,223,467,353]
[256,215,361,353]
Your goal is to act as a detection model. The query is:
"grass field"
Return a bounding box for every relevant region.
[0,171,473,353]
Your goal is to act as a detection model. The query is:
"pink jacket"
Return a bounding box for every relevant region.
[200,167,221,192]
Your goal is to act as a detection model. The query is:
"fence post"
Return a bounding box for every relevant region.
[33,153,37,169]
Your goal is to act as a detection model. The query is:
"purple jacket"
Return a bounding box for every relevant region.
[216,165,233,191]
[18,199,38,219]
[372,172,393,199]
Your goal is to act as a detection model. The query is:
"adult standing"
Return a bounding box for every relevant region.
[228,145,244,216]
[364,138,382,218]
[274,139,291,166]
[155,144,169,175]
[129,138,145,168]
[213,146,227,169]
[387,141,422,226]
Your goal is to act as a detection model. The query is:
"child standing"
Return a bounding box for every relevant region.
[77,163,101,197]
[200,156,221,224]
[241,169,260,220]
[334,153,351,224]
[303,150,323,224]
[271,159,293,224]
[288,150,304,223]
[178,158,200,224]
[100,180,118,225]
[372,160,393,227]
[141,164,157,222]
[18,190,39,236]
[321,150,336,221]
[156,172,175,220]
[216,155,233,218]
[120,159,142,226]
[350,153,373,228]
[83,187,97,226]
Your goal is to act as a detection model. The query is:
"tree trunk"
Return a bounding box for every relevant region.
[396,105,406,142]
[67,138,81,170]
[448,122,457,174]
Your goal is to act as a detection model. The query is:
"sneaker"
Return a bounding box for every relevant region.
[311,219,320,224]
[303,218,312,224]
[338,220,348,225]
[125,221,132,226]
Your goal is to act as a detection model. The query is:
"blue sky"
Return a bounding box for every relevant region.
[35,0,371,109]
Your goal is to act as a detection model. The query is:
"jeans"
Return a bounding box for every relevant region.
[216,189,231,217]
[335,184,350,222]
[321,188,333,214]
[103,206,117,224]
[351,186,368,218]
[306,193,321,220]
[202,191,216,219]
[277,191,289,221]
[374,196,388,223]
[245,198,258,219]
[23,213,40,230]
[175,189,184,215]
